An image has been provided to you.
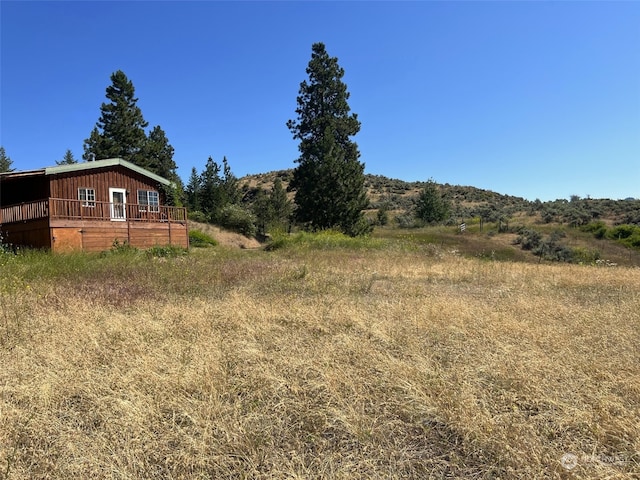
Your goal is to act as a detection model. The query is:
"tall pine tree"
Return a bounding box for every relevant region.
[83,70,149,165]
[287,42,369,236]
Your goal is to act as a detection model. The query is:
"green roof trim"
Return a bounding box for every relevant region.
[44,158,171,186]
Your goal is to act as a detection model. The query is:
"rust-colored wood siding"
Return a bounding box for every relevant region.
[129,222,188,250]
[49,166,165,204]
[50,219,189,253]
[1,219,51,249]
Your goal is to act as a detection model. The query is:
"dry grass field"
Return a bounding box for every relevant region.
[1,235,639,479]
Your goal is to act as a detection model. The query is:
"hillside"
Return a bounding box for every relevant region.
[239,170,639,226]
[233,170,640,267]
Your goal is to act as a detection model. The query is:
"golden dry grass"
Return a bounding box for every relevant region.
[1,244,638,479]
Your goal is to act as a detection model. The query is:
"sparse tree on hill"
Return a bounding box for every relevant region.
[56,149,78,165]
[83,70,149,166]
[0,147,14,172]
[287,42,369,236]
[415,179,450,224]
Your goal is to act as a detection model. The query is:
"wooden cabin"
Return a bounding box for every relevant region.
[0,158,188,252]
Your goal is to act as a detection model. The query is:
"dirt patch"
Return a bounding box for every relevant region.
[189,222,262,249]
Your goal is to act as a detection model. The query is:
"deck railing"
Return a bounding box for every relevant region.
[0,199,49,224]
[1,198,187,224]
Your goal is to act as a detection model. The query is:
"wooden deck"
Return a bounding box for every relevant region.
[0,198,187,224]
[1,198,188,251]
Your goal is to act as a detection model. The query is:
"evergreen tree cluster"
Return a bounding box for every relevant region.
[156,42,372,237]
[5,43,457,237]
[83,70,180,194]
[186,156,240,222]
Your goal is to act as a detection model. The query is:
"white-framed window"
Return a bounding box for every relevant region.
[137,189,160,212]
[78,187,96,207]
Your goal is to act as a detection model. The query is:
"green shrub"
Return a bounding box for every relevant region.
[109,239,138,255]
[541,210,555,223]
[594,225,607,240]
[189,230,218,248]
[188,211,208,223]
[376,206,389,226]
[0,231,14,257]
[513,228,587,263]
[395,214,421,229]
[217,204,257,237]
[606,224,640,250]
[607,224,636,240]
[572,247,601,264]
[145,245,188,258]
[628,235,640,248]
[344,216,374,237]
[514,229,542,250]
[582,221,608,239]
[534,239,573,262]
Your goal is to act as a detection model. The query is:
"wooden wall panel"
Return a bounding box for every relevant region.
[49,166,165,204]
[46,220,188,252]
[51,227,82,252]
[1,219,51,249]
[81,224,130,252]
[4,217,188,252]
[128,223,189,249]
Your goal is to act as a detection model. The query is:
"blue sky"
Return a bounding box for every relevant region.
[1,1,638,201]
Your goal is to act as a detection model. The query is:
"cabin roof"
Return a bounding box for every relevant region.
[0,158,171,185]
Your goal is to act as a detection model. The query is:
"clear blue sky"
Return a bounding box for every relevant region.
[1,1,639,201]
